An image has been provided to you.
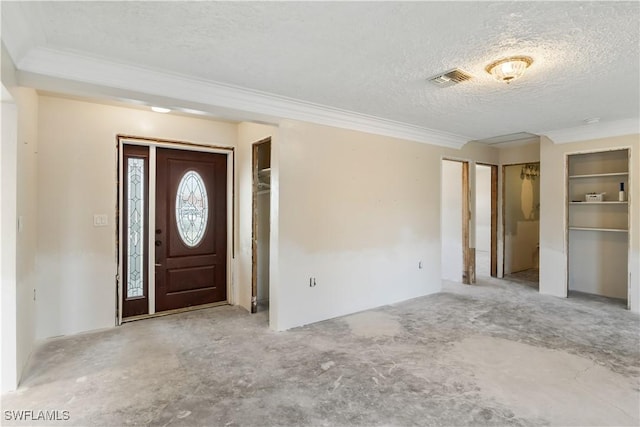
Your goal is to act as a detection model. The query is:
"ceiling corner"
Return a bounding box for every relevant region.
[539,118,640,145]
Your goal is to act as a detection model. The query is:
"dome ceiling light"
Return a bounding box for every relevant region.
[485,56,533,83]
[151,106,171,113]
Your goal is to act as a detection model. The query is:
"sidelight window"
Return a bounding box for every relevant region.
[126,158,145,298]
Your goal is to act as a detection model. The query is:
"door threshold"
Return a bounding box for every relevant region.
[122,301,229,323]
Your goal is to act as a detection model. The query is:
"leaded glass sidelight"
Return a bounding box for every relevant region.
[127,158,145,298]
[176,170,209,247]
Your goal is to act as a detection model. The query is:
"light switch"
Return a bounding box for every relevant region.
[93,214,108,227]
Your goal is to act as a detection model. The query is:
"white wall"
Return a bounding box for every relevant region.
[539,134,640,312]
[475,165,492,252]
[36,96,237,339]
[441,160,463,282]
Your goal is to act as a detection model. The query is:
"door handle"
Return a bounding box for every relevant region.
[155,263,162,267]
[155,240,162,247]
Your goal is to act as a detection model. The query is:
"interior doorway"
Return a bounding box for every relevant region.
[118,137,233,322]
[441,159,472,284]
[502,162,540,288]
[475,163,498,278]
[251,138,271,313]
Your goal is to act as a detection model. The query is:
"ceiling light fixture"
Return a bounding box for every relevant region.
[151,106,171,113]
[485,56,533,83]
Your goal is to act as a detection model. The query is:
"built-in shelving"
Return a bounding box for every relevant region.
[567,148,629,302]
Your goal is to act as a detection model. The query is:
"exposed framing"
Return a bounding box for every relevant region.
[116,135,235,325]
[461,161,474,284]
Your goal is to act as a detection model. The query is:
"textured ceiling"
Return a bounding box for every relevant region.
[3,1,639,141]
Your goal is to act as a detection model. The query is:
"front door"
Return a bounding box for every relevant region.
[155,148,227,312]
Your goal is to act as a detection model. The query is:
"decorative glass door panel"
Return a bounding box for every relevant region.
[122,145,149,317]
[175,170,209,247]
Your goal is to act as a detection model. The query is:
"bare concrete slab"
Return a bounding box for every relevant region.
[2,277,638,426]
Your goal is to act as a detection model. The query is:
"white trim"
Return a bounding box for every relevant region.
[227,153,235,306]
[540,118,640,145]
[117,141,124,326]
[148,147,157,315]
[18,47,470,149]
[117,137,234,321]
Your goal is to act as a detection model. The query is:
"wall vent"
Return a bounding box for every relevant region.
[428,68,473,87]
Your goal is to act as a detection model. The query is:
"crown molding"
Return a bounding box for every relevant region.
[16,47,470,149]
[539,118,640,144]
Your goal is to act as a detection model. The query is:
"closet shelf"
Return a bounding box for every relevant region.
[569,201,628,205]
[569,172,628,179]
[569,226,628,233]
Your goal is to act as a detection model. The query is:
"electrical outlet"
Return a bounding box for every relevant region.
[418,261,423,269]
[93,214,108,227]
[309,277,317,287]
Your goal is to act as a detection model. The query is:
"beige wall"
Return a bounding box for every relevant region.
[14,87,38,389]
[540,134,639,312]
[499,141,540,165]
[2,42,40,391]
[274,120,496,330]
[36,96,237,339]
[475,165,492,253]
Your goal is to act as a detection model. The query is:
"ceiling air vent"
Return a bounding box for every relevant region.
[428,68,473,87]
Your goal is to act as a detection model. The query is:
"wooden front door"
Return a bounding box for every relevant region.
[155,148,227,311]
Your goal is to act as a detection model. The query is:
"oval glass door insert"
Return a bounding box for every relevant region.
[175,170,209,247]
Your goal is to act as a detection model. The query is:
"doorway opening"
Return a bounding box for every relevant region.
[117,136,234,323]
[502,162,540,289]
[441,159,472,284]
[475,163,498,279]
[251,138,271,313]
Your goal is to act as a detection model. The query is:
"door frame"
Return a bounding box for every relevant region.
[116,135,235,325]
[251,137,271,313]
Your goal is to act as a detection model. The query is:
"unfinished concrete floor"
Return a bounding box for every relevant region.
[3,277,639,427]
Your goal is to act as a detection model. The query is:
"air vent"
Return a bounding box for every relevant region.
[428,68,473,87]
